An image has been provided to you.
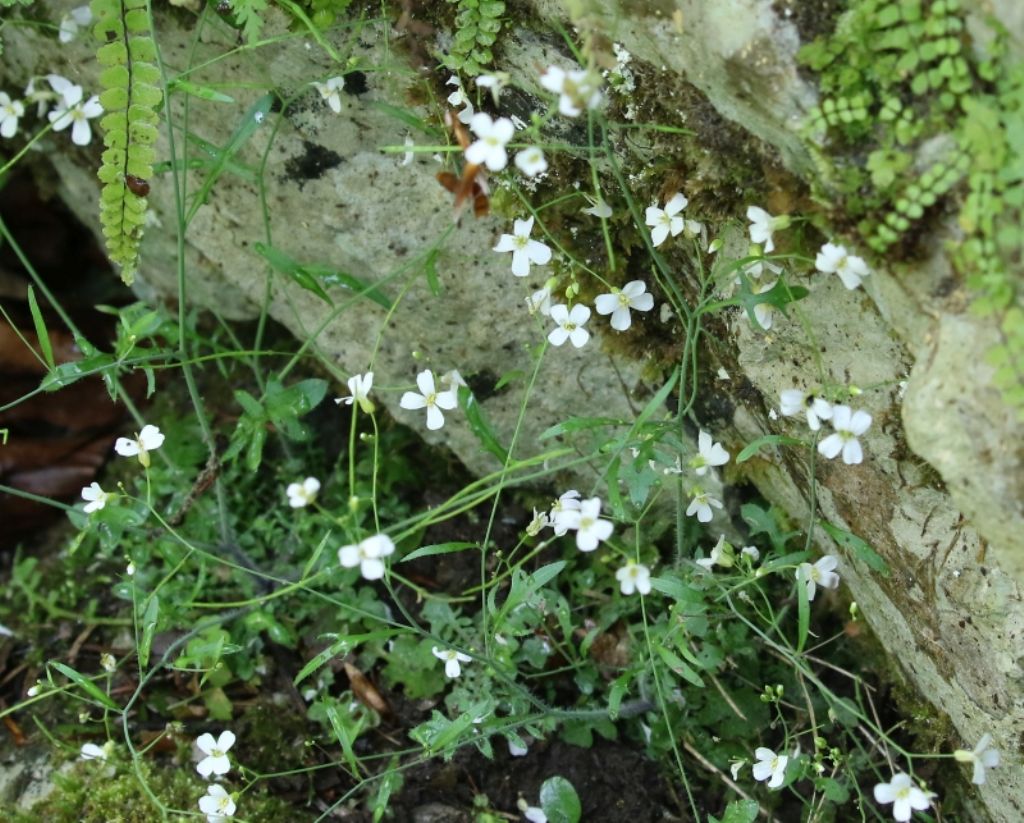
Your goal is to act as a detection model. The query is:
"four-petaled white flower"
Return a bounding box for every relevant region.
[79,742,108,761]
[446,75,474,124]
[475,72,507,104]
[515,146,548,177]
[696,535,734,570]
[547,304,591,348]
[400,369,458,431]
[817,405,872,465]
[645,193,688,247]
[746,206,789,253]
[286,477,320,508]
[336,372,375,414]
[779,389,833,431]
[199,783,237,823]
[313,76,345,114]
[581,195,612,219]
[338,533,395,580]
[114,424,165,468]
[873,773,934,822]
[466,112,515,172]
[954,734,1000,785]
[195,730,236,778]
[493,216,552,277]
[81,482,112,513]
[432,646,472,678]
[690,431,729,476]
[538,65,603,117]
[594,280,654,331]
[548,489,581,536]
[0,93,25,139]
[615,562,651,595]
[58,5,93,43]
[816,242,871,290]
[47,80,103,147]
[686,487,722,523]
[555,496,613,552]
[752,747,788,789]
[526,285,553,316]
[797,555,840,600]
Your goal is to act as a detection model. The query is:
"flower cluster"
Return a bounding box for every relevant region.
[681,431,730,524]
[194,731,237,821]
[0,75,103,146]
[312,76,345,114]
[778,389,873,465]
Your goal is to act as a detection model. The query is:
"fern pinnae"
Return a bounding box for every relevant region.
[91,0,163,285]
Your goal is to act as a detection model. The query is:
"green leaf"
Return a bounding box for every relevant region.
[821,522,890,576]
[168,78,235,103]
[254,243,333,305]
[461,390,508,463]
[721,798,759,823]
[796,561,810,653]
[138,595,159,669]
[423,248,442,296]
[655,644,704,687]
[26,286,55,371]
[736,434,804,462]
[539,776,581,823]
[50,662,119,711]
[539,416,622,440]
[401,541,477,563]
[530,561,566,589]
[294,630,399,686]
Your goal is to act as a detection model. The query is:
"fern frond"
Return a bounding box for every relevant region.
[91,0,163,285]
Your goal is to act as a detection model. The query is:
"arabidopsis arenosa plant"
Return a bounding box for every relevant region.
[400,369,458,431]
[0,93,24,139]
[954,734,1000,785]
[745,206,789,253]
[690,431,729,476]
[581,195,612,219]
[797,555,840,600]
[645,193,688,247]
[515,146,548,177]
[195,730,235,777]
[114,424,164,468]
[466,112,514,172]
[548,490,581,536]
[779,389,833,431]
[81,482,112,513]
[686,487,722,523]
[547,304,591,348]
[338,534,395,580]
[47,77,102,146]
[313,76,345,114]
[79,742,108,761]
[446,75,474,124]
[59,6,93,43]
[873,773,934,822]
[336,372,375,414]
[818,405,872,465]
[615,562,651,595]
[432,647,472,678]
[493,217,552,277]
[816,242,871,290]
[526,285,553,316]
[594,280,654,331]
[199,783,236,823]
[556,496,613,552]
[752,747,788,788]
[696,535,733,570]
[539,65,603,117]
[286,477,320,508]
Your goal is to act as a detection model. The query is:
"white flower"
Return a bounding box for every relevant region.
[338,533,396,580]
[438,369,467,408]
[195,730,235,778]
[400,369,458,431]
[696,535,733,570]
[0,93,25,139]
[873,773,934,822]
[746,206,789,253]
[313,76,345,114]
[493,216,552,277]
[100,652,116,673]
[615,562,651,595]
[817,405,872,465]
[126,561,136,576]
[555,496,613,552]
[539,65,603,117]
[581,195,612,219]
[729,759,745,780]
[24,78,52,118]
[446,75,474,124]
[645,193,688,247]
[779,389,833,431]
[548,490,581,536]
[547,304,591,348]
[797,555,840,600]
[526,508,550,536]
[741,546,760,562]
[523,807,547,823]
[26,683,42,697]
[475,72,507,104]
[594,280,654,331]
[686,487,722,523]
[508,738,529,756]
[465,112,514,172]
[954,734,1000,785]
[199,783,237,823]
[752,279,778,330]
[286,477,320,508]
[432,646,471,678]
[336,372,375,414]
[738,255,783,284]
[58,5,93,43]
[689,431,729,476]
[752,747,788,788]
[526,285,553,316]
[81,482,112,513]
[79,742,108,761]
[48,83,103,147]
[515,146,548,177]
[816,242,871,290]
[114,424,165,468]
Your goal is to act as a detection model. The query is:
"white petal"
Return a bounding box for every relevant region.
[361,556,386,579]
[610,306,631,331]
[415,370,436,397]
[338,545,360,568]
[425,405,445,430]
[594,293,618,315]
[71,117,91,146]
[399,391,425,410]
[817,433,843,459]
[842,438,863,465]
